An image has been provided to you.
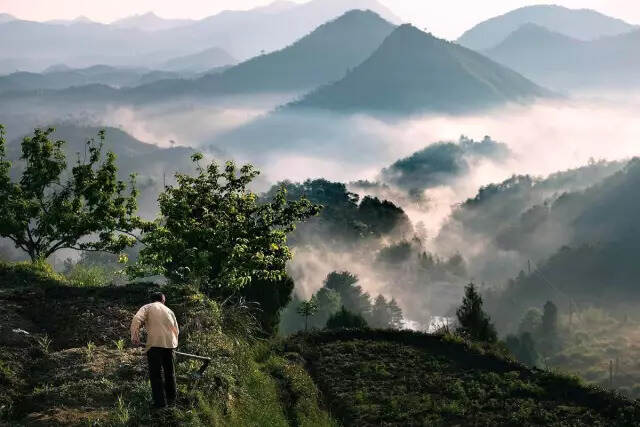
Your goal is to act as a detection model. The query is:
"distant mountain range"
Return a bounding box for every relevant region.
[0,65,190,94]
[0,13,15,23]
[111,12,194,31]
[160,47,237,73]
[291,24,549,114]
[485,24,640,91]
[125,10,396,101]
[457,5,636,51]
[0,0,400,74]
[45,16,95,26]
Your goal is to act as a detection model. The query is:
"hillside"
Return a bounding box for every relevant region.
[289,329,640,426]
[111,12,194,32]
[485,24,640,90]
[0,65,188,94]
[457,5,636,51]
[126,10,396,101]
[292,24,549,114]
[160,47,236,73]
[2,262,639,426]
[0,262,335,426]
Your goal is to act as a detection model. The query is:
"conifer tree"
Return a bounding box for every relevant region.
[456,283,497,342]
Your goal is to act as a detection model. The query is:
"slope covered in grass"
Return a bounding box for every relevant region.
[0,262,334,426]
[287,329,640,426]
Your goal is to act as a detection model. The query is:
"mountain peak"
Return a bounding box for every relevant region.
[0,13,16,23]
[292,25,548,114]
[458,4,636,50]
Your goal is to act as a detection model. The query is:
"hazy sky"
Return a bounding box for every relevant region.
[1,0,638,39]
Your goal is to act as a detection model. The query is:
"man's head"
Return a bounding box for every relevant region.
[151,292,166,305]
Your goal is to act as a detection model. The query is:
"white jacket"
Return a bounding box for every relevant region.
[130,302,179,351]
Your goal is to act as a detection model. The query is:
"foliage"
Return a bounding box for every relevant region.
[370,295,403,329]
[263,178,411,244]
[65,263,112,287]
[456,283,497,343]
[326,307,368,329]
[309,288,341,329]
[0,259,66,289]
[238,275,295,336]
[506,332,539,367]
[297,298,319,331]
[324,271,371,317]
[381,136,509,193]
[131,156,320,299]
[0,126,141,261]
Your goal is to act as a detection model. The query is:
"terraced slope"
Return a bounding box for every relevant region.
[288,330,640,426]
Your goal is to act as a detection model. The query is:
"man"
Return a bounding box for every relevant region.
[130,292,180,408]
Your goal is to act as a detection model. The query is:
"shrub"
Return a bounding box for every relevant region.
[326,307,369,330]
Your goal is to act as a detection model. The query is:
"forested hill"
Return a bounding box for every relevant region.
[291,24,549,114]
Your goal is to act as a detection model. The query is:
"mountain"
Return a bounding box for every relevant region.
[0,13,15,23]
[0,0,401,72]
[45,16,95,26]
[252,1,298,14]
[159,0,401,61]
[111,12,194,31]
[457,5,636,51]
[291,24,549,114]
[0,65,186,94]
[485,24,640,90]
[160,47,236,73]
[126,10,396,101]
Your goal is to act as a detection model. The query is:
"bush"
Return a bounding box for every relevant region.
[66,264,112,287]
[326,307,368,330]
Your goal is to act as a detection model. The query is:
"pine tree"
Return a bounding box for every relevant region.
[371,295,393,328]
[539,300,559,355]
[388,298,404,329]
[456,283,497,343]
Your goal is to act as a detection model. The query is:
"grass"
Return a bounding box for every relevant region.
[288,329,640,426]
[0,261,336,426]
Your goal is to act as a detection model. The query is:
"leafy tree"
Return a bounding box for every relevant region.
[505,332,539,367]
[518,308,543,336]
[456,283,497,343]
[240,275,295,336]
[279,294,305,336]
[0,126,141,261]
[370,295,404,329]
[131,155,320,299]
[326,307,368,330]
[263,179,411,244]
[324,271,371,317]
[370,295,393,328]
[297,298,319,331]
[309,287,342,329]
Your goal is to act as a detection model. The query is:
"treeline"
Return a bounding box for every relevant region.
[280,271,404,334]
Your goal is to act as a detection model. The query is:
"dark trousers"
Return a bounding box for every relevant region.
[147,347,177,408]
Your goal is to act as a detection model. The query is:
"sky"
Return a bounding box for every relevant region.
[1,0,638,40]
